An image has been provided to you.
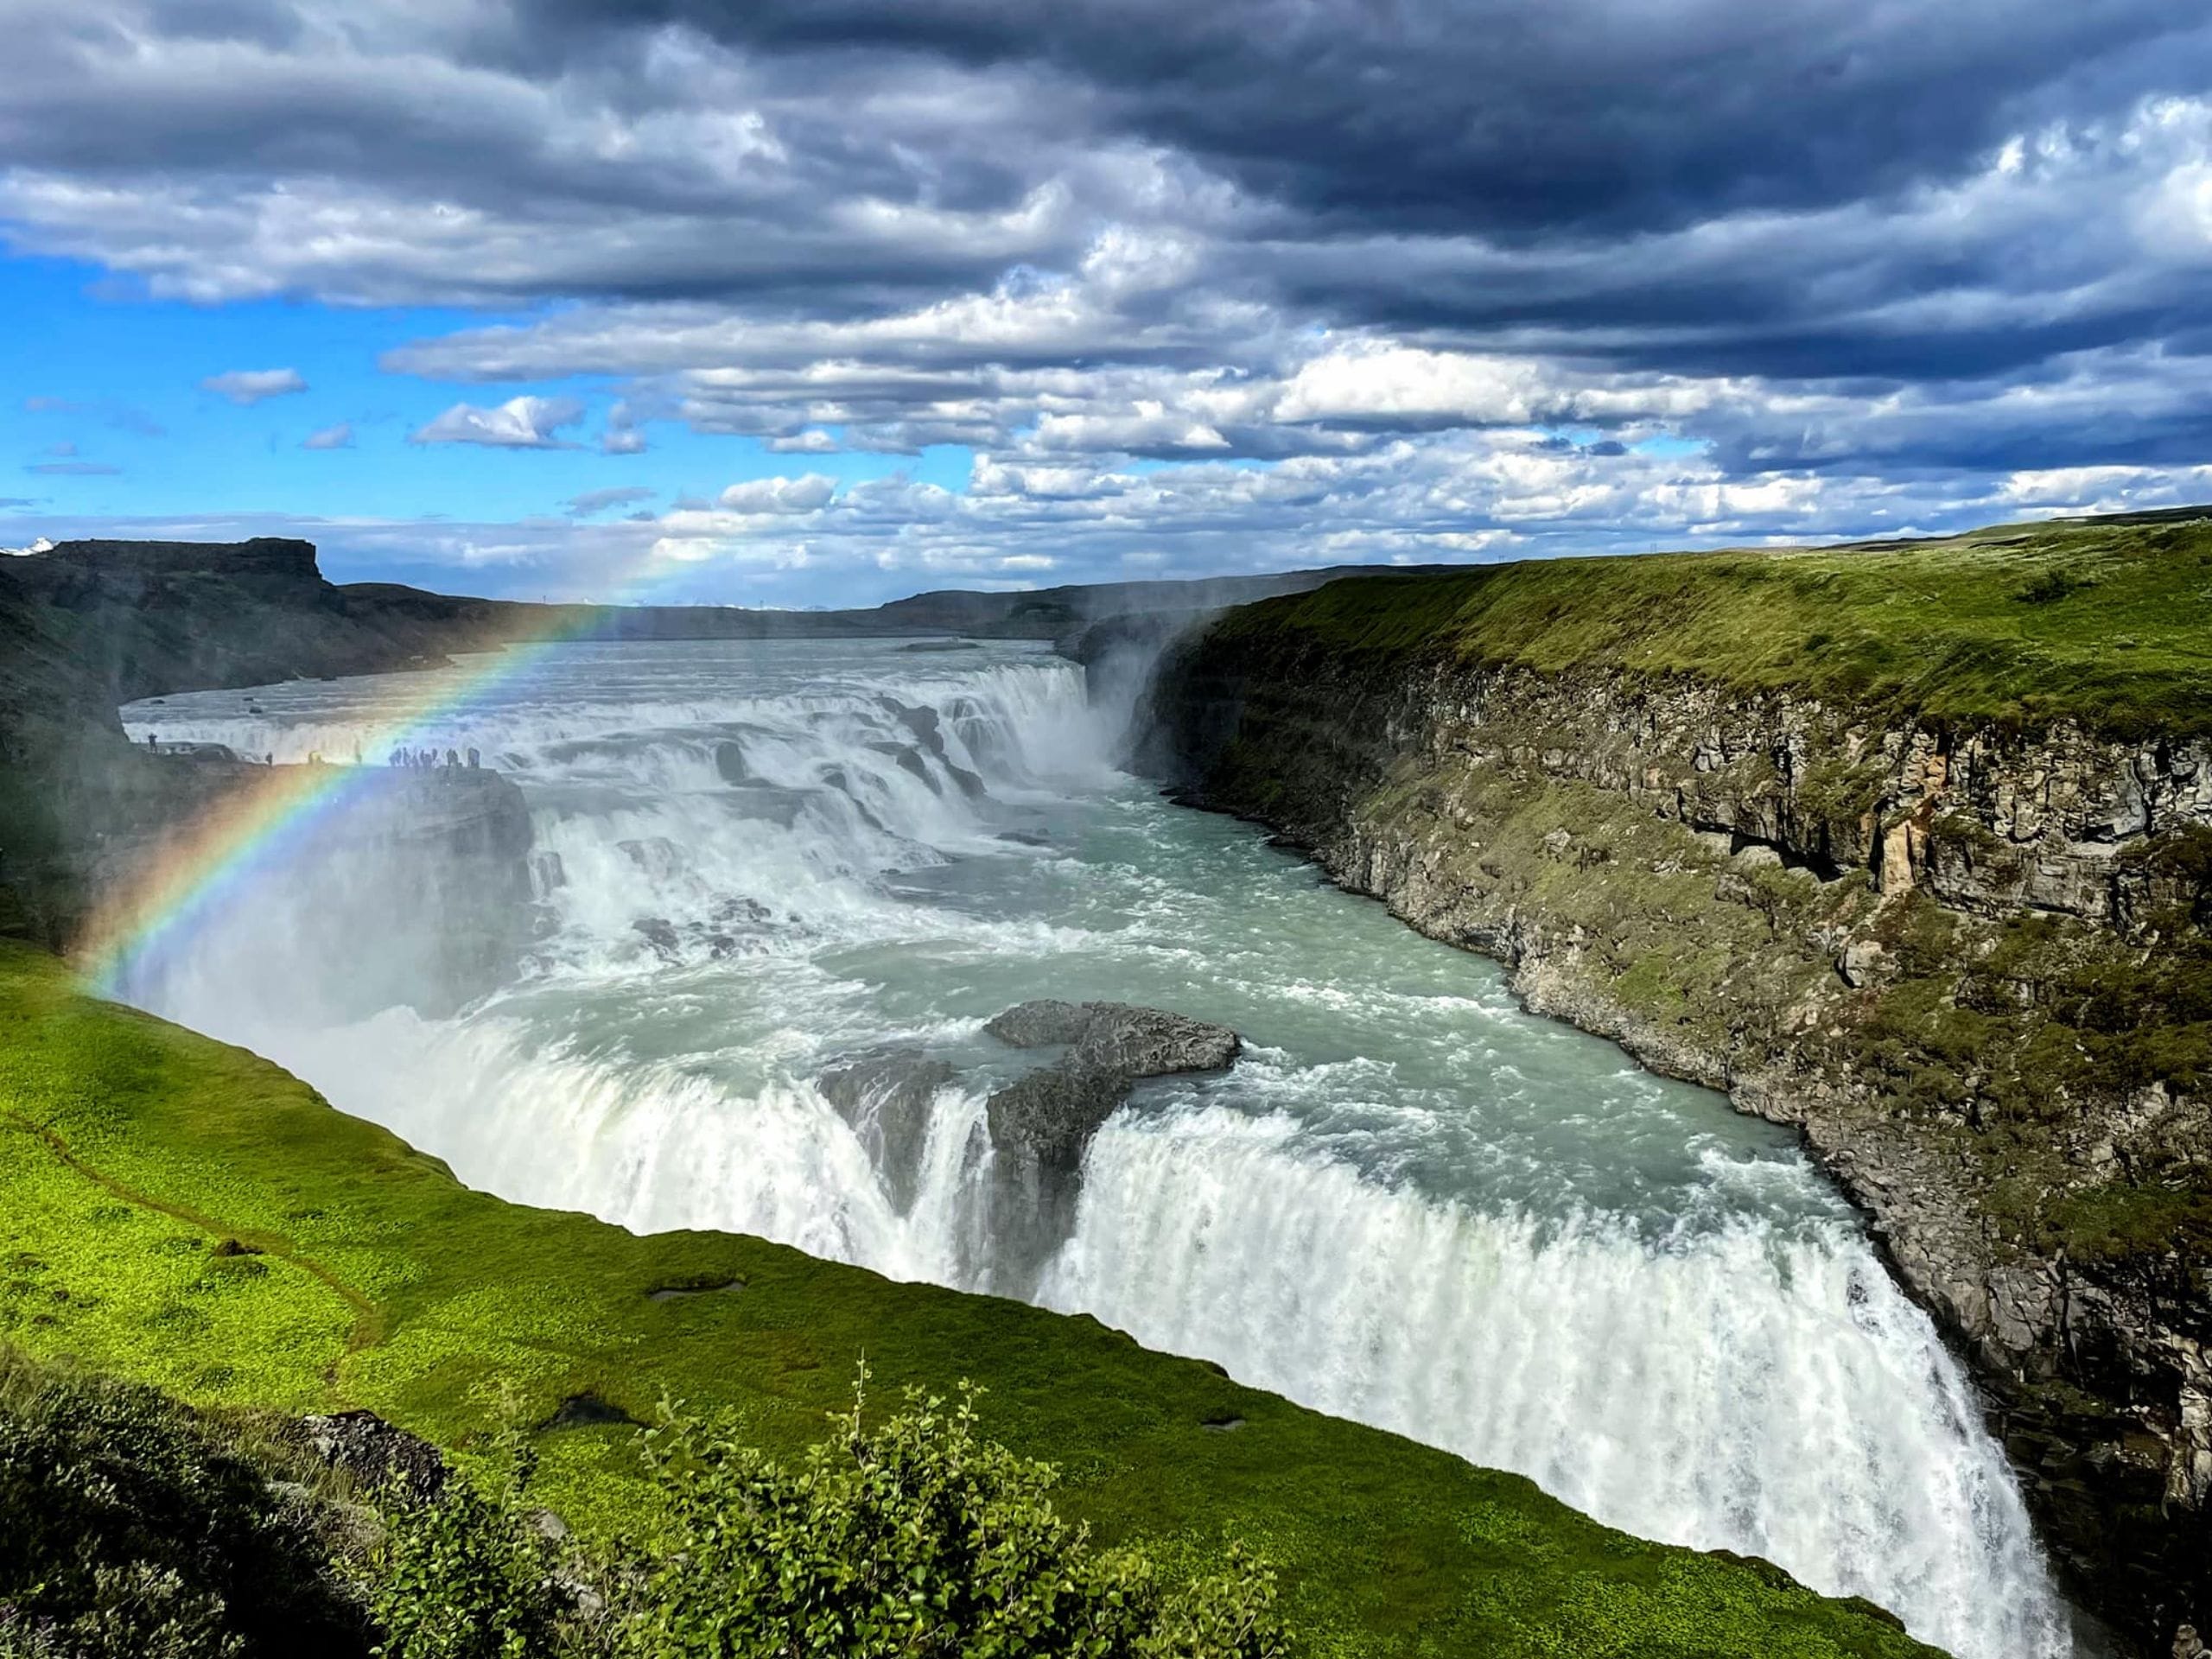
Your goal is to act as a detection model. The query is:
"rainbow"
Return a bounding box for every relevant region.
[79,592,639,997]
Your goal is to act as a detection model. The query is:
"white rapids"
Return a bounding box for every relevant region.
[120,636,2075,1659]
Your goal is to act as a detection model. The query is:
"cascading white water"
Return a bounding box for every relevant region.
[1044,1108,2056,1649]
[122,638,2075,1659]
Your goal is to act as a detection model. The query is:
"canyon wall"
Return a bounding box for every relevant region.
[0,540,536,992]
[1134,616,2212,1654]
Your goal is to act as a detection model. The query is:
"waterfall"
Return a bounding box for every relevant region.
[119,638,2074,1659]
[1045,1107,2063,1659]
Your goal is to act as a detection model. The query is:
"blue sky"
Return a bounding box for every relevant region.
[3,255,970,596]
[5,0,2212,604]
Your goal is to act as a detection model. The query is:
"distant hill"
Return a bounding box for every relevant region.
[1,536,1455,723]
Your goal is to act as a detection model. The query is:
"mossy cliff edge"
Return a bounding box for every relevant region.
[0,942,1936,1657]
[1130,510,2212,1654]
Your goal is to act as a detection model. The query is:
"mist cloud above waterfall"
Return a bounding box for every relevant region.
[4,0,2212,594]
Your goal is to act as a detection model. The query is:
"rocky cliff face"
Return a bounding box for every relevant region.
[1,538,508,721]
[81,760,537,1017]
[0,541,537,989]
[1135,626,2212,1655]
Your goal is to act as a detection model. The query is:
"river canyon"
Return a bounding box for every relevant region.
[114,636,2079,1659]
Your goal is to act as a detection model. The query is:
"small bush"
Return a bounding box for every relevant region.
[2011,567,2086,605]
[363,1432,583,1659]
[2,1351,1286,1659]
[624,1369,1287,1659]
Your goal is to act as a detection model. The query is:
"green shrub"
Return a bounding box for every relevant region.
[358,1370,1287,1659]
[2011,568,2087,606]
[0,1348,369,1659]
[364,1432,583,1659]
[623,1370,1287,1659]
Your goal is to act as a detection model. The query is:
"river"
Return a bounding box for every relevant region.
[121,636,2071,1659]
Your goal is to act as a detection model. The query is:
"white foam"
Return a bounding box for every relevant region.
[1044,1106,2066,1659]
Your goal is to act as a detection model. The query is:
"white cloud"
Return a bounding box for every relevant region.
[301,422,353,450]
[601,401,647,454]
[25,439,2209,608]
[1276,347,1554,425]
[410,396,585,448]
[2000,464,2212,513]
[202,367,308,405]
[716,474,839,514]
[4,2,2210,602]
[767,429,841,453]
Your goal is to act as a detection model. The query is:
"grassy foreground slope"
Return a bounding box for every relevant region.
[1220,511,2212,738]
[0,944,1936,1657]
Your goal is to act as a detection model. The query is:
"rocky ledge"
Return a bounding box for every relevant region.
[1134,616,2211,1653]
[816,1001,1242,1291]
[982,1000,1242,1289]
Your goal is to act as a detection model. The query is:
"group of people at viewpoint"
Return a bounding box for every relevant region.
[391,746,482,771]
[142,731,486,772]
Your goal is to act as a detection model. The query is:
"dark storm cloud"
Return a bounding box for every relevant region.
[546,0,2212,234]
[3,2,2202,348]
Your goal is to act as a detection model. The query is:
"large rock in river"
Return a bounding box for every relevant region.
[982,1064,1133,1173]
[981,1001,1241,1290]
[983,999,1241,1079]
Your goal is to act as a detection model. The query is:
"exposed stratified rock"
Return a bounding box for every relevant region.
[715,738,760,785]
[982,999,1093,1047]
[879,697,988,797]
[1138,614,2212,1648]
[818,1048,959,1209]
[1836,938,1886,988]
[983,1063,1133,1173]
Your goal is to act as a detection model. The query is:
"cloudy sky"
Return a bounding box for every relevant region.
[3,0,2212,604]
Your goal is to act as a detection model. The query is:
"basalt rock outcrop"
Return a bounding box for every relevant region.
[295,1409,453,1506]
[984,998,1243,1082]
[1133,571,2212,1654]
[982,1001,1242,1287]
[819,1047,961,1210]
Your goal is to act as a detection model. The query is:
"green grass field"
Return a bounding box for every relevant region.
[0,941,1939,1656]
[1213,512,2212,738]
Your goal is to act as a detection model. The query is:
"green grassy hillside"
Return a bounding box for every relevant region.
[1215,512,2212,738]
[0,942,1937,1657]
